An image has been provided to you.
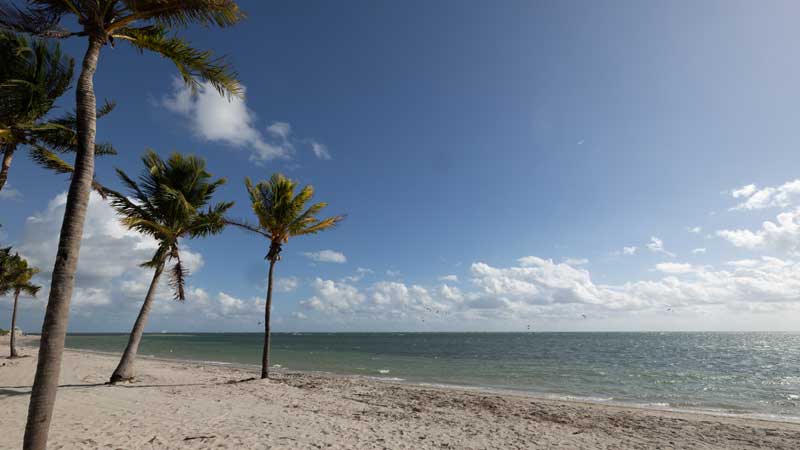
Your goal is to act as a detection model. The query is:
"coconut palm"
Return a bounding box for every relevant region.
[0,253,41,358]
[1,29,69,191]
[1,3,243,447]
[230,174,343,379]
[107,150,232,383]
[0,30,118,194]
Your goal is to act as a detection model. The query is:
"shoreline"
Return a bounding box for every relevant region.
[4,336,800,449]
[52,340,800,426]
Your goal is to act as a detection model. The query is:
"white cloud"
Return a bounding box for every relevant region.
[310,141,332,160]
[275,277,298,292]
[687,226,702,233]
[385,269,401,277]
[729,180,800,211]
[655,262,695,274]
[72,287,112,307]
[266,121,291,139]
[17,191,204,316]
[438,274,459,282]
[731,184,757,199]
[717,209,800,255]
[299,254,800,323]
[161,79,291,162]
[342,267,373,283]
[622,246,637,255]
[291,311,308,320]
[692,248,707,254]
[646,237,675,257]
[299,278,365,314]
[0,184,22,200]
[563,257,589,266]
[303,249,347,264]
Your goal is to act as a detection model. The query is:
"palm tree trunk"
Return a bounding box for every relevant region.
[110,261,165,383]
[23,35,103,450]
[0,145,15,193]
[261,259,276,379]
[10,289,19,358]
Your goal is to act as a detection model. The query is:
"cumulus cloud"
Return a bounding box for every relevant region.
[303,249,347,264]
[563,257,589,266]
[342,267,373,283]
[299,278,365,314]
[161,80,332,164]
[16,192,204,319]
[729,180,800,211]
[687,226,702,233]
[438,275,459,282]
[310,141,332,160]
[692,248,707,254]
[266,121,291,139]
[655,262,695,274]
[0,184,22,200]
[717,209,800,255]
[275,277,298,292]
[298,254,800,323]
[161,79,291,162]
[646,237,675,257]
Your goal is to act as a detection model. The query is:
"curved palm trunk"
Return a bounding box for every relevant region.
[261,259,276,379]
[110,261,165,383]
[23,36,103,450]
[10,288,20,358]
[0,145,15,193]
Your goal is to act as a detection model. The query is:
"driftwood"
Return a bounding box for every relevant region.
[183,435,216,441]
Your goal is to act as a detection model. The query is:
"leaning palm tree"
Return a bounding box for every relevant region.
[230,174,343,379]
[0,253,41,358]
[107,150,232,383]
[1,3,243,447]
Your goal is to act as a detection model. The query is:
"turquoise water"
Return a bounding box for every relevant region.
[64,332,800,420]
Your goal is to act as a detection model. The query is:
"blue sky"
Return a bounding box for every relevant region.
[4,1,800,332]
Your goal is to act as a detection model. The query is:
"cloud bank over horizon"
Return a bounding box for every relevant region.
[6,176,800,332]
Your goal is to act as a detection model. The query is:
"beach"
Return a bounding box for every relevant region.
[1,336,800,449]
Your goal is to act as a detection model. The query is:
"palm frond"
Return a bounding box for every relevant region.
[0,3,73,38]
[239,173,343,255]
[116,0,244,29]
[114,25,241,97]
[113,149,228,289]
[168,246,187,301]
[29,145,110,197]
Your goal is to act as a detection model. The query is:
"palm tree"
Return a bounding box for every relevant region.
[1,28,118,195]
[107,150,232,383]
[230,174,343,379]
[1,3,243,448]
[0,253,41,358]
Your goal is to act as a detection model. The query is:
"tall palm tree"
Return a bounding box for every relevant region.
[1,3,243,448]
[0,253,41,358]
[230,174,343,379]
[107,150,232,383]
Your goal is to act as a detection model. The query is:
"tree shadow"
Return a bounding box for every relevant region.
[0,378,258,395]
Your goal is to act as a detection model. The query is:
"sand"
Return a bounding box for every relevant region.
[2,336,800,449]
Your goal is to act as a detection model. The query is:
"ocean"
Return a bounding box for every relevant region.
[64,332,800,421]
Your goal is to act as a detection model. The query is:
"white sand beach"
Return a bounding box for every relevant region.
[2,336,800,450]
